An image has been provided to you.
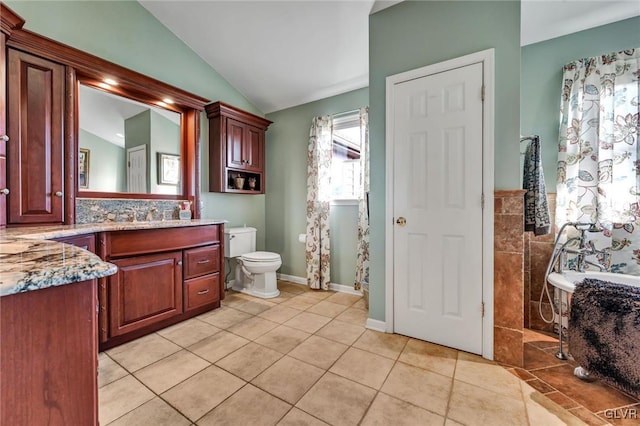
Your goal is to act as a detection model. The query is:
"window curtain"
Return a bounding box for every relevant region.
[354,107,370,291]
[556,48,640,274]
[306,116,333,290]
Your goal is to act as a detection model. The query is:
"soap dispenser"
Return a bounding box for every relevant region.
[179,201,192,220]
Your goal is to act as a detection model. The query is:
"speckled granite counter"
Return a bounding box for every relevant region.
[0,238,118,296]
[0,219,226,297]
[0,218,226,240]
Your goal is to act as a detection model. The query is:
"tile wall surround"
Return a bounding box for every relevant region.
[494,190,559,368]
[76,198,186,224]
[524,193,557,332]
[493,190,526,368]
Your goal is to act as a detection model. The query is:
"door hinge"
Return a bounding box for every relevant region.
[481,302,485,317]
[481,193,485,209]
[481,85,485,101]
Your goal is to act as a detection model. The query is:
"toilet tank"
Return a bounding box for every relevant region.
[224,227,257,258]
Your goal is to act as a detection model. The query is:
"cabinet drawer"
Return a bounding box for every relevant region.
[184,274,220,311]
[53,234,96,253]
[104,225,220,258]
[184,245,220,279]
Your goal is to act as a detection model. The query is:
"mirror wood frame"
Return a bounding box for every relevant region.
[3,13,209,220]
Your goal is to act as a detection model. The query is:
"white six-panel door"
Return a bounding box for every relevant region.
[127,145,147,193]
[392,62,485,354]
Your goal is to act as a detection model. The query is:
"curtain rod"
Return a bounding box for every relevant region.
[332,109,360,119]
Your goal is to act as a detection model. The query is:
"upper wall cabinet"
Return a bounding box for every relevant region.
[7,49,66,225]
[206,102,272,194]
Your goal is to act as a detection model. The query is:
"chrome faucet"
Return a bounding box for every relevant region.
[145,208,157,222]
[129,208,138,223]
[555,222,609,272]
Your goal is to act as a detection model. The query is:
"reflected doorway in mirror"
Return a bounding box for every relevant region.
[79,148,90,189]
[157,152,180,186]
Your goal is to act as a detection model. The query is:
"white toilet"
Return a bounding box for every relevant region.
[224,227,281,299]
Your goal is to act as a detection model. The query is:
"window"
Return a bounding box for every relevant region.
[331,113,361,201]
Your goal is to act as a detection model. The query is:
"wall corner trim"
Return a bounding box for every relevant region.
[365,318,387,332]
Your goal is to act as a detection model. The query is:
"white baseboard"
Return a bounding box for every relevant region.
[277,273,362,296]
[329,282,363,296]
[366,318,387,333]
[277,273,307,286]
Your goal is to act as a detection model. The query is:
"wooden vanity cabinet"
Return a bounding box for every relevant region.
[1,280,99,426]
[2,232,100,425]
[206,101,272,194]
[98,224,224,349]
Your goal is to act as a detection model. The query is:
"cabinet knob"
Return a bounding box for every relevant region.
[54,191,63,197]
[1,135,8,142]
[177,260,183,266]
[0,188,9,195]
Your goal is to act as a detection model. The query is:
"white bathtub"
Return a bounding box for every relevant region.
[548,270,640,293]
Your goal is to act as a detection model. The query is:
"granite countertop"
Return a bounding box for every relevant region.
[0,219,226,297]
[0,218,227,240]
[0,238,118,297]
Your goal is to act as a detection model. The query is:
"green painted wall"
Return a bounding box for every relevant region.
[265,88,369,285]
[149,111,181,195]
[369,1,521,321]
[79,129,126,192]
[6,0,268,249]
[124,110,152,191]
[521,17,640,190]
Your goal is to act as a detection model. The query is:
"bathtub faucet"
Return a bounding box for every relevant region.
[561,240,609,272]
[555,222,609,272]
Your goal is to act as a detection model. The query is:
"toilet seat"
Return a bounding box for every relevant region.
[241,251,281,262]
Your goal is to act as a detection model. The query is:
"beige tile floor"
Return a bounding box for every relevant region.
[99,281,589,426]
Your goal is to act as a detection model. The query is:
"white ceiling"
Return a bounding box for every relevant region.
[139,1,639,114]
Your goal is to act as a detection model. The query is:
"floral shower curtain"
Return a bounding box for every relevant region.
[354,107,370,291]
[306,116,333,290]
[556,48,640,274]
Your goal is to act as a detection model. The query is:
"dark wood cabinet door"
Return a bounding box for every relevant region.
[7,48,65,225]
[0,281,98,426]
[245,125,263,171]
[109,251,183,337]
[227,118,246,169]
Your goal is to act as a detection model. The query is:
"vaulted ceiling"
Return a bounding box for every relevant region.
[139,1,639,114]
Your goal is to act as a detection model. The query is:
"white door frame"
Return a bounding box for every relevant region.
[385,49,495,360]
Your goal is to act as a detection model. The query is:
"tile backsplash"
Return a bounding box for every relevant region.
[76,198,187,224]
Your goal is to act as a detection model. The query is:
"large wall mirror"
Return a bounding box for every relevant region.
[73,66,208,211]
[78,84,182,195]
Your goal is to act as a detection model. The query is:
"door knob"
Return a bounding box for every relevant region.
[54,191,63,197]
[396,217,407,226]
[0,188,8,195]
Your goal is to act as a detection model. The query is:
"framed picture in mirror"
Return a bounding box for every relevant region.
[158,152,180,185]
[79,148,90,189]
